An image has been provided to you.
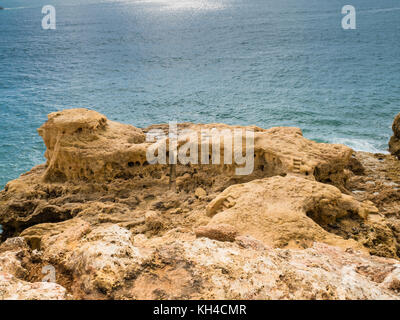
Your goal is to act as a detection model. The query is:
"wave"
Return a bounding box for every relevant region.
[2,7,32,10]
[329,138,387,154]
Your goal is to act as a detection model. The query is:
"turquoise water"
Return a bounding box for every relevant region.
[0,0,399,189]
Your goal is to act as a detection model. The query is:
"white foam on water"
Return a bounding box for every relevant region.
[330,137,388,154]
[2,7,32,10]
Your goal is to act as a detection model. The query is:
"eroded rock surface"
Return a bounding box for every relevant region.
[0,273,68,300]
[0,237,69,300]
[389,113,400,159]
[12,225,400,300]
[0,109,355,239]
[0,108,399,300]
[206,175,381,253]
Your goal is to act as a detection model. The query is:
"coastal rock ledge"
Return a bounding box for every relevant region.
[1,108,400,300]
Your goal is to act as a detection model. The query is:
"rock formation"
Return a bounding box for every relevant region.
[389,113,400,159]
[0,108,400,300]
[0,237,68,300]
[206,175,379,253]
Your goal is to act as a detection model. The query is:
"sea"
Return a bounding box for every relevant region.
[0,0,399,190]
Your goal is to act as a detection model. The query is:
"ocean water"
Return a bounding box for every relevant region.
[0,0,399,189]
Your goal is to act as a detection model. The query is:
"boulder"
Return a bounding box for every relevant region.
[0,272,68,300]
[195,224,238,242]
[194,187,207,199]
[206,175,389,254]
[389,113,400,159]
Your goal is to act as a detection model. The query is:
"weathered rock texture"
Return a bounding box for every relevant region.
[0,108,399,300]
[389,113,400,159]
[10,226,400,300]
[0,109,355,239]
[0,237,68,300]
[0,273,68,300]
[206,175,377,253]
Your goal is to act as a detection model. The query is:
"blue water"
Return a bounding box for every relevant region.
[0,0,399,189]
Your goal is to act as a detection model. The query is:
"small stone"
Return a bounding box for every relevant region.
[235,235,266,251]
[169,208,182,215]
[195,187,207,199]
[0,273,68,300]
[145,211,163,230]
[133,234,148,246]
[195,224,238,242]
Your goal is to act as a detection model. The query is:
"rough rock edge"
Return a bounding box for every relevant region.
[389,113,400,159]
[0,109,400,299]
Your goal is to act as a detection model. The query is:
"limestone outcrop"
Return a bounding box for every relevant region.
[0,109,400,300]
[7,227,400,300]
[0,109,355,239]
[0,273,68,300]
[206,175,382,252]
[389,113,400,159]
[0,237,68,300]
[35,108,354,188]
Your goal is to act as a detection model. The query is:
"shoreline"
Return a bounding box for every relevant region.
[0,123,392,192]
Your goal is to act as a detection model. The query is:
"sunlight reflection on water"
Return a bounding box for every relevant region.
[106,0,227,11]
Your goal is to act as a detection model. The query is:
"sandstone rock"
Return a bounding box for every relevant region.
[235,235,266,251]
[19,222,400,300]
[20,218,91,251]
[0,109,357,239]
[4,217,400,300]
[195,224,238,242]
[195,187,207,199]
[38,108,146,182]
[0,272,68,300]
[109,236,400,299]
[0,237,30,279]
[0,237,68,300]
[169,208,183,215]
[389,113,400,159]
[145,211,163,231]
[0,237,29,253]
[206,175,378,253]
[22,222,151,299]
[392,113,400,138]
[345,151,400,258]
[1,108,400,300]
[31,109,355,192]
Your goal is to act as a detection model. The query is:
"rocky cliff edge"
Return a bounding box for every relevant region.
[0,109,400,300]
